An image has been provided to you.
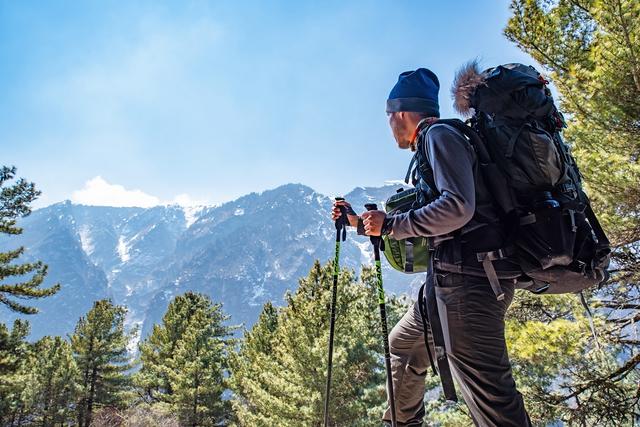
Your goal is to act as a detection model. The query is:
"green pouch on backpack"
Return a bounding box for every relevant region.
[382,187,432,273]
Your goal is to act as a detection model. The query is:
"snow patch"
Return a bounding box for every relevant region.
[322,227,333,240]
[107,268,121,281]
[251,284,265,304]
[117,236,130,263]
[273,260,288,280]
[234,208,245,216]
[384,179,412,187]
[354,240,373,265]
[182,205,205,228]
[78,226,95,256]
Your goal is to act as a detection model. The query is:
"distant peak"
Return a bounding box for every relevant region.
[272,183,316,193]
[253,183,319,199]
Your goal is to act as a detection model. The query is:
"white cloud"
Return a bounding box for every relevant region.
[71,177,160,208]
[70,177,213,208]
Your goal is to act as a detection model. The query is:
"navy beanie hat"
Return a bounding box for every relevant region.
[386,68,440,117]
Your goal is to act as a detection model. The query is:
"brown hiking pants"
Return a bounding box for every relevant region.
[382,271,531,427]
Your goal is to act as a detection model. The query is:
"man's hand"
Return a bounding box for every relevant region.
[332,200,359,227]
[361,210,386,236]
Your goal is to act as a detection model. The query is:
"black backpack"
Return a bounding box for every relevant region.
[448,62,611,295]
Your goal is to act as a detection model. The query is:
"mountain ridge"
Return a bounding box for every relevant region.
[0,182,424,343]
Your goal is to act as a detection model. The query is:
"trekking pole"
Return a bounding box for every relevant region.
[323,197,348,427]
[364,203,397,427]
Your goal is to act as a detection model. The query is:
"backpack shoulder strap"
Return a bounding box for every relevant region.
[430,119,489,162]
[405,119,439,185]
[406,119,476,194]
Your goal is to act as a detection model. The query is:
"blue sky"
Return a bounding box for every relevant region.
[1,0,537,208]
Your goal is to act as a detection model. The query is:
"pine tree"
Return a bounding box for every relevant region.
[1,329,80,427]
[31,336,79,426]
[229,260,407,426]
[227,301,279,425]
[0,166,59,314]
[136,292,234,426]
[71,299,136,427]
[0,319,34,426]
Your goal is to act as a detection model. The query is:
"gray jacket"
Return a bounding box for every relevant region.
[388,123,477,243]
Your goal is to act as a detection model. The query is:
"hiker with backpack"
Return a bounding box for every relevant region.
[332,64,609,426]
[333,66,531,426]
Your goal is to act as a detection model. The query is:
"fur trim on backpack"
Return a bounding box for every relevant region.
[451,60,485,117]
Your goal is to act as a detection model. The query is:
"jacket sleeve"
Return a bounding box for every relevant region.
[387,124,476,240]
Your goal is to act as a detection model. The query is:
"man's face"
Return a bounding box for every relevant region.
[388,112,412,149]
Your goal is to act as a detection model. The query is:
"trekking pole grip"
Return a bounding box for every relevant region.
[364,204,383,250]
[335,197,348,241]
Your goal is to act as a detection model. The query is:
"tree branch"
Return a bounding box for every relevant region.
[553,353,640,402]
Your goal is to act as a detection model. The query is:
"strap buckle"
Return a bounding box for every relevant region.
[476,249,508,301]
[477,248,508,262]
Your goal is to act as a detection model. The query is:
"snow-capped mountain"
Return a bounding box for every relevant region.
[0,183,424,341]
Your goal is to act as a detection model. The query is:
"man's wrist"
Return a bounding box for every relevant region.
[381,216,393,236]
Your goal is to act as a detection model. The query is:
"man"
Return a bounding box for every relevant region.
[332,68,531,426]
